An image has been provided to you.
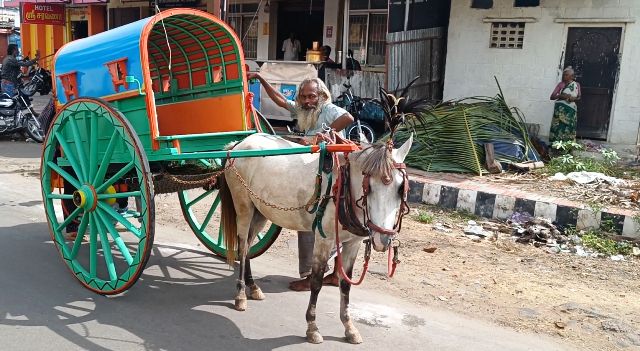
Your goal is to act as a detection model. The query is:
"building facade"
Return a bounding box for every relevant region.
[443,0,640,146]
[4,0,107,69]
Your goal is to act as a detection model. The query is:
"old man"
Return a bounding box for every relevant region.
[247,72,354,291]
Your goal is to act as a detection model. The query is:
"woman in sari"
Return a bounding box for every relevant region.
[549,66,581,143]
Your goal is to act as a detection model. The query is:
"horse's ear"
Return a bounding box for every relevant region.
[393,133,413,163]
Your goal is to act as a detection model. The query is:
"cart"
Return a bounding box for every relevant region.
[40,9,355,295]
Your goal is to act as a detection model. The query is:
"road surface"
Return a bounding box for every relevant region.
[0,140,576,351]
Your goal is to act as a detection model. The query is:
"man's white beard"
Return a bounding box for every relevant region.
[295,100,325,133]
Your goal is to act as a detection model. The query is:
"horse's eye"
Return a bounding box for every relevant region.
[398,182,404,194]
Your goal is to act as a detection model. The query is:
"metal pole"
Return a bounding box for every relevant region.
[341,0,349,69]
[403,0,410,31]
[221,0,228,22]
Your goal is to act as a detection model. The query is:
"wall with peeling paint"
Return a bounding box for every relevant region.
[443,0,640,145]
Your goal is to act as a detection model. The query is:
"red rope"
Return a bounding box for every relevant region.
[246,92,264,133]
[388,246,398,277]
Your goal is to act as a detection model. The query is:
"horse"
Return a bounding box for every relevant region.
[217,132,413,344]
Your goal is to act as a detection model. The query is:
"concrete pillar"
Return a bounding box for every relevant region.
[256,5,269,60]
[87,5,105,36]
[207,0,222,17]
[323,0,340,58]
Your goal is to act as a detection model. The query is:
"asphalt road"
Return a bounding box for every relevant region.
[0,140,576,351]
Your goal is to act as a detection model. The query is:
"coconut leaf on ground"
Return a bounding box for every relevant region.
[383,79,539,176]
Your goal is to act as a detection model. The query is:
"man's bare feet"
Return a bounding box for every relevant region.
[322,271,339,287]
[289,271,340,291]
[64,232,88,242]
[64,232,78,240]
[289,276,311,291]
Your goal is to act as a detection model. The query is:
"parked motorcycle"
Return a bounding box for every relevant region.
[0,88,44,143]
[334,82,385,144]
[21,57,53,96]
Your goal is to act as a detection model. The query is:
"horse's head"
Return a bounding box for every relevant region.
[349,134,413,252]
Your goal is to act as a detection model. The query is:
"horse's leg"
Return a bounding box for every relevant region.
[245,210,268,301]
[339,238,363,344]
[305,237,332,344]
[234,208,253,311]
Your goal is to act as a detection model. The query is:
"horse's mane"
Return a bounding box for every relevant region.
[353,142,395,179]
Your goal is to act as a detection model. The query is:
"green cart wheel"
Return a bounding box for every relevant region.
[41,97,154,295]
[178,110,282,259]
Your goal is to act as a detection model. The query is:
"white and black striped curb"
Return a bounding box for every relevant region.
[406,178,640,238]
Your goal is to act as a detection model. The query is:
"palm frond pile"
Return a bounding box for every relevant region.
[387,80,540,175]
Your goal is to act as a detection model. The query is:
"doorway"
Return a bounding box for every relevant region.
[563,27,622,140]
[109,7,141,29]
[276,1,325,61]
[71,21,89,40]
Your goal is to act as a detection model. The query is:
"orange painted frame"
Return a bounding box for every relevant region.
[140,9,251,151]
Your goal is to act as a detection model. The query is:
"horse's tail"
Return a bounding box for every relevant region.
[219,172,238,267]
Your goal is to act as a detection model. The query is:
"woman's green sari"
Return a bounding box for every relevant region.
[549,80,579,143]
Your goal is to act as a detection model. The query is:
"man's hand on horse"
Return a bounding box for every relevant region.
[298,136,319,146]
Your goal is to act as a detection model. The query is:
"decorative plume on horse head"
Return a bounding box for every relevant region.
[378,76,431,139]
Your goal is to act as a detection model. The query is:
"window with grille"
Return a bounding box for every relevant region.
[227,4,259,60]
[490,22,525,49]
[349,0,388,67]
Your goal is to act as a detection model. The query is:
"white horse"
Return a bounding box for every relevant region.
[218,132,413,344]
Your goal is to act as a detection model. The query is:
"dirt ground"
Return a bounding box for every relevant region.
[483,171,640,211]
[153,191,640,351]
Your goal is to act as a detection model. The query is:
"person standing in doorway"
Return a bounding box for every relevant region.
[549,66,582,143]
[321,46,334,63]
[346,49,362,71]
[283,32,301,61]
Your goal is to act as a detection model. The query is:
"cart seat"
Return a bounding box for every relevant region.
[156,93,246,136]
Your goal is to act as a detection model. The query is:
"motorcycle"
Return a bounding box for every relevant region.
[334,82,384,144]
[0,85,45,143]
[21,57,53,96]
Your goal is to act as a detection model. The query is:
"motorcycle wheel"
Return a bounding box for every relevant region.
[25,113,44,143]
[345,121,376,144]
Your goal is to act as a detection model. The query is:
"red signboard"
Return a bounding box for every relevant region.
[22,3,66,26]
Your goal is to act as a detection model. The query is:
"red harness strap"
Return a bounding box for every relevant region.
[245,92,264,133]
[317,132,404,284]
[333,151,370,286]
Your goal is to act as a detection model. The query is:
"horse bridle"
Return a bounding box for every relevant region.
[335,151,410,241]
[359,162,410,237]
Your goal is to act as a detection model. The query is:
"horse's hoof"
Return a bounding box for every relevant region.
[249,285,265,300]
[345,327,363,344]
[235,298,247,311]
[306,330,324,344]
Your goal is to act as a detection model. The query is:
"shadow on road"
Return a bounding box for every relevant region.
[0,221,331,350]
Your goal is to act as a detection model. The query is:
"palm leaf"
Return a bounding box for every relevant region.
[382,78,540,176]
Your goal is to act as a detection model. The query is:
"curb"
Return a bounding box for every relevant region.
[406,172,640,238]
